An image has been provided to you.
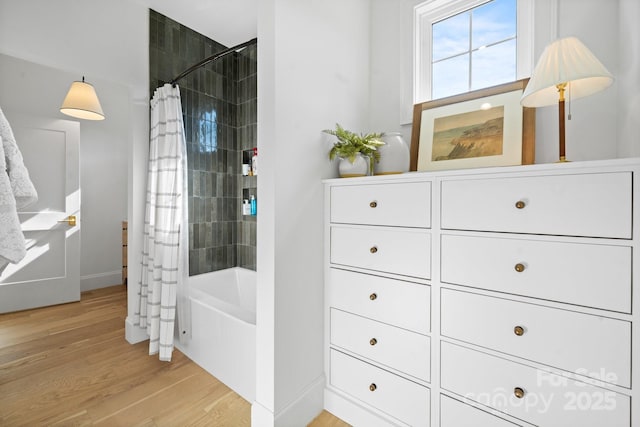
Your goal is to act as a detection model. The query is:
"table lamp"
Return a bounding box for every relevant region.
[521,37,613,162]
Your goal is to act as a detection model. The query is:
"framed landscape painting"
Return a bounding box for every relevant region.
[410,79,535,171]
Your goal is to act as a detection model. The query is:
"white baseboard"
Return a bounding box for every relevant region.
[251,402,274,427]
[324,387,401,426]
[276,375,325,426]
[125,315,149,344]
[251,375,325,427]
[80,270,122,291]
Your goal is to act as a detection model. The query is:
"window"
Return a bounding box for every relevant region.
[415,0,533,102]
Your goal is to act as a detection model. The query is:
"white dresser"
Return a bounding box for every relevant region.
[323,158,639,427]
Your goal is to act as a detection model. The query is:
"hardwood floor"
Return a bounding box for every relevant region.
[0,285,348,426]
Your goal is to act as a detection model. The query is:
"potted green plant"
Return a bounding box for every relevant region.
[323,123,384,177]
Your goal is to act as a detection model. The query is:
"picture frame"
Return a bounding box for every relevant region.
[409,79,535,171]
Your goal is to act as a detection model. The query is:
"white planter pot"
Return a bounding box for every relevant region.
[374,132,410,175]
[338,153,369,178]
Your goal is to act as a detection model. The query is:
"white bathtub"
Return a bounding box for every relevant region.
[175,267,256,402]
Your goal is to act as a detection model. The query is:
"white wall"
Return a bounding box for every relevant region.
[0,0,149,100]
[370,0,638,164]
[369,0,407,135]
[0,0,148,290]
[254,0,371,424]
[618,0,640,157]
[369,0,423,145]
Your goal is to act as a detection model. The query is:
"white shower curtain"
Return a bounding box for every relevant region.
[135,84,190,361]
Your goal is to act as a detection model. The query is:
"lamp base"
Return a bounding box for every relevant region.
[556,156,570,163]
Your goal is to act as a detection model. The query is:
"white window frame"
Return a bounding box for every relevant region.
[413,0,534,104]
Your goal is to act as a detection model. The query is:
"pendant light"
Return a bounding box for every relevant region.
[60,76,105,121]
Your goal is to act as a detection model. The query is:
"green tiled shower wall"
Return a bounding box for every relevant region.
[149,10,257,275]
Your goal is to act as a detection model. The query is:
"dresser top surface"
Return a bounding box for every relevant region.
[323,157,640,185]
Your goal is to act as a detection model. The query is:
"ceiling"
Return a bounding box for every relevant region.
[146,0,257,47]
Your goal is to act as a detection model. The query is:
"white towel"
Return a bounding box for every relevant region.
[0,107,38,264]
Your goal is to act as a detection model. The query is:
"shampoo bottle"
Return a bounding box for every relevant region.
[250,195,257,216]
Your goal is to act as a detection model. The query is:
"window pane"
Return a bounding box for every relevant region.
[432,11,470,62]
[433,54,469,99]
[471,38,516,90]
[472,0,516,50]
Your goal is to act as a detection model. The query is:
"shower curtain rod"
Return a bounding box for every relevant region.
[170,37,258,87]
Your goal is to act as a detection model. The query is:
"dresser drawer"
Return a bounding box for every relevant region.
[440,172,632,238]
[441,289,631,388]
[328,269,430,334]
[441,234,631,313]
[331,181,431,228]
[440,394,529,427]
[331,309,430,382]
[441,342,630,427]
[330,226,431,279]
[330,349,430,426]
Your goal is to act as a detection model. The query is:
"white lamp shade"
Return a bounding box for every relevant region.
[60,79,105,120]
[521,37,613,107]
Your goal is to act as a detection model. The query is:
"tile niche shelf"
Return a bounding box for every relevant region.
[241,148,257,218]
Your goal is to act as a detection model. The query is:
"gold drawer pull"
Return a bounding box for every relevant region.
[369,338,378,346]
[58,215,77,227]
[370,246,378,254]
[369,383,377,392]
[514,263,526,273]
[369,293,378,301]
[514,326,525,336]
[369,201,377,208]
[514,387,525,399]
[515,200,526,209]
